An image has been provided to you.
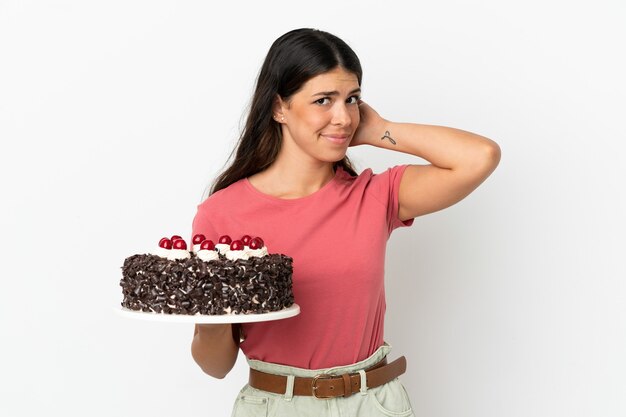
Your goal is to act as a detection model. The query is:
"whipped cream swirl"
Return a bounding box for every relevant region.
[245,246,269,258]
[197,249,219,262]
[225,250,249,261]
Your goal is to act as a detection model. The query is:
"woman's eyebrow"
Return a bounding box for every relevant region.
[311,88,361,97]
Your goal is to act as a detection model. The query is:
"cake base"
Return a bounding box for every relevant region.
[113,304,300,323]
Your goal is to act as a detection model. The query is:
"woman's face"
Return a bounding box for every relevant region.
[277,67,361,164]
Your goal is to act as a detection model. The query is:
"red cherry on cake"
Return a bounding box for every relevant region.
[172,239,187,250]
[230,239,244,251]
[200,239,215,251]
[218,235,232,245]
[192,234,206,245]
[241,235,252,245]
[158,237,172,249]
[171,234,183,242]
[249,237,264,250]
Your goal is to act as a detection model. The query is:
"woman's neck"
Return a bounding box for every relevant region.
[248,158,336,199]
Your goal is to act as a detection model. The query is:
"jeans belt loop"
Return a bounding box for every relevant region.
[358,369,368,395]
[284,375,295,401]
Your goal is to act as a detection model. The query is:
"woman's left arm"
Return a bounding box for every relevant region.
[351,101,501,221]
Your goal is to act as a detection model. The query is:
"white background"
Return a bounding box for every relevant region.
[1,1,624,416]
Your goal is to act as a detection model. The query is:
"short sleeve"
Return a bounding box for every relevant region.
[190,201,220,243]
[371,164,415,235]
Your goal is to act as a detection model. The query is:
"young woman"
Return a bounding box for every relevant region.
[191,28,500,417]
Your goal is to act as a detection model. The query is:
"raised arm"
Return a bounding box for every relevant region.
[351,101,501,220]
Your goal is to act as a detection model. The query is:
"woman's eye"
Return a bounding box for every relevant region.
[315,97,331,105]
[347,95,361,104]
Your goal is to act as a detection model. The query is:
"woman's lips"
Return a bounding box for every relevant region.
[321,134,350,144]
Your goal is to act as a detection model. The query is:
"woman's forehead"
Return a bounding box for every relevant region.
[299,68,360,94]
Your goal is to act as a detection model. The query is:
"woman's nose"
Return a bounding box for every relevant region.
[331,103,352,126]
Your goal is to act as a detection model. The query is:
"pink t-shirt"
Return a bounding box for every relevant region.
[192,165,414,369]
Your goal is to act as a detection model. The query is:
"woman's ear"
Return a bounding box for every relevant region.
[272,95,286,123]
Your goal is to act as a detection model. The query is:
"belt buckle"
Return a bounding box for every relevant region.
[311,373,336,399]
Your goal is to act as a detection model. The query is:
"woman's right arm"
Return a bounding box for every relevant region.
[191,324,239,379]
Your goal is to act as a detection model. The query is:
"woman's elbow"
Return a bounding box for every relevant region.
[201,366,229,380]
[190,341,238,379]
[487,140,501,164]
[478,139,501,174]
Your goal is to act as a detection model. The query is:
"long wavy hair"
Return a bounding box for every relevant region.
[209,28,362,196]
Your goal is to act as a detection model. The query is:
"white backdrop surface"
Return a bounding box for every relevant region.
[1,1,625,416]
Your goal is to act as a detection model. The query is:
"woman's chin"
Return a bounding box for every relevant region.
[322,150,349,163]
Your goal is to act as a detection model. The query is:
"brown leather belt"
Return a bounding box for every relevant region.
[248,356,406,399]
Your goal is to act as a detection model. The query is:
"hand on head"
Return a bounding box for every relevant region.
[350,100,388,147]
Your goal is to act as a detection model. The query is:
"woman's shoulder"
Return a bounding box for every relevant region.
[335,165,373,183]
[197,179,247,211]
[334,165,409,198]
[352,165,409,181]
[336,165,406,185]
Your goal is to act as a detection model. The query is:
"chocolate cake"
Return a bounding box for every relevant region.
[119,234,294,315]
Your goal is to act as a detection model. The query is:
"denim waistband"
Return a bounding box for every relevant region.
[246,342,392,378]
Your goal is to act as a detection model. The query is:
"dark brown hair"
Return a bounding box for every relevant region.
[209,28,361,195]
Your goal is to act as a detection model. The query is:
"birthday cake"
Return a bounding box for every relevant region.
[119,234,294,315]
